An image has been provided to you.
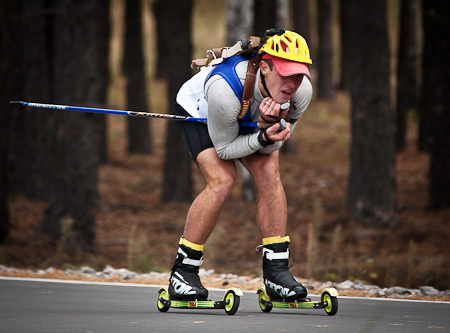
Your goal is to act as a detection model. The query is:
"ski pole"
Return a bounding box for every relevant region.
[10,101,259,128]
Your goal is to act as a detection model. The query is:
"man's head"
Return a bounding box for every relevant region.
[258,30,312,103]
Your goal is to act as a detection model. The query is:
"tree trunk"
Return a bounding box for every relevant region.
[346,0,399,228]
[275,0,289,29]
[253,0,276,36]
[124,0,152,154]
[292,0,311,42]
[97,0,111,163]
[339,0,352,91]
[8,0,55,200]
[0,0,20,243]
[418,2,431,153]
[317,0,334,100]
[395,0,419,152]
[422,0,450,209]
[154,0,194,202]
[226,0,254,45]
[40,0,103,252]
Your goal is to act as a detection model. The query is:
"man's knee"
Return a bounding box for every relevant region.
[250,158,280,183]
[207,169,237,199]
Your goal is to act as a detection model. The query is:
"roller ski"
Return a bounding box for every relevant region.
[256,236,338,315]
[257,287,338,315]
[157,286,242,315]
[157,238,242,315]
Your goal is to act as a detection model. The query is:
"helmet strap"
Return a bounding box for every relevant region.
[260,72,273,99]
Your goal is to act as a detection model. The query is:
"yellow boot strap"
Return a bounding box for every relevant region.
[179,237,204,252]
[262,235,290,245]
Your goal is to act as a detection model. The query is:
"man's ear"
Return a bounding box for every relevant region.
[259,60,270,76]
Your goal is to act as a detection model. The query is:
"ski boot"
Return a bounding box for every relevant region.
[158,237,243,315]
[260,236,308,301]
[168,237,208,301]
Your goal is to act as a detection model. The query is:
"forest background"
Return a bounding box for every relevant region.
[0,0,449,291]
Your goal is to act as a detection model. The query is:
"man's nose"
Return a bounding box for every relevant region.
[285,74,303,85]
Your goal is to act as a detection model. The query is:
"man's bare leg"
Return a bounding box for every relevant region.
[169,148,237,300]
[182,147,238,244]
[243,151,287,238]
[243,151,307,300]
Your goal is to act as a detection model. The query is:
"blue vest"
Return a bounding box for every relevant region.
[205,55,254,134]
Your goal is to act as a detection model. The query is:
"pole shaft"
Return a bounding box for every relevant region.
[10,101,258,127]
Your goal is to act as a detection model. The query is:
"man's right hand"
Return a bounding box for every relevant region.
[264,121,291,143]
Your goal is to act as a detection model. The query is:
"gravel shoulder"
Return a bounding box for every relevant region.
[2,265,449,302]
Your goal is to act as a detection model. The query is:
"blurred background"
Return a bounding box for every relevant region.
[1,0,449,290]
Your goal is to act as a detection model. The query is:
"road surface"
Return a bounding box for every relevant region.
[1,277,449,332]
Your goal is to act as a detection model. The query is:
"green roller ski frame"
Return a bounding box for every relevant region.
[257,287,339,315]
[157,287,243,315]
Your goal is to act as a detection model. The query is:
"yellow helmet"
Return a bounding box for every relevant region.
[258,30,312,64]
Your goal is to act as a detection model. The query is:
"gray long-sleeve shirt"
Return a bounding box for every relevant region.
[176,60,313,160]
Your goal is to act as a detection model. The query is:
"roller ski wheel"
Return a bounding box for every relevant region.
[157,287,170,312]
[321,289,338,315]
[224,289,240,315]
[157,287,243,315]
[257,287,338,316]
[257,288,273,313]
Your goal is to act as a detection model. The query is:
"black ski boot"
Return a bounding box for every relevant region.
[169,239,208,301]
[261,236,308,301]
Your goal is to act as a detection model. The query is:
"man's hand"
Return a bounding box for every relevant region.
[264,121,291,142]
[259,97,290,124]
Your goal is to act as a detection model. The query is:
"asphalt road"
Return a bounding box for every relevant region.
[1,277,449,333]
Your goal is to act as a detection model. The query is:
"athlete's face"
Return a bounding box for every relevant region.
[259,60,304,104]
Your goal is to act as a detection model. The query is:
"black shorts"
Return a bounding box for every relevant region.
[174,102,214,162]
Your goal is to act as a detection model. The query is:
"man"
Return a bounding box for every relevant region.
[170,29,313,301]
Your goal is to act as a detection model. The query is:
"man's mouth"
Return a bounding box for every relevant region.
[281,90,293,98]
